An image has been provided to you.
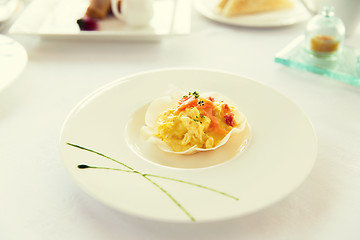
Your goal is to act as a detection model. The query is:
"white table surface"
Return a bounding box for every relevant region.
[1,2,360,240]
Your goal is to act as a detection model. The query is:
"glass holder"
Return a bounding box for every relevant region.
[275,35,360,87]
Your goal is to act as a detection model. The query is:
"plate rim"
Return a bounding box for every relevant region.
[0,35,28,91]
[194,0,311,27]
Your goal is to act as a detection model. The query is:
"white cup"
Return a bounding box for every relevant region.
[304,0,360,36]
[111,0,154,27]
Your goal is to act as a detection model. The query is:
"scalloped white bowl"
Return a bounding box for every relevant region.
[141,91,248,155]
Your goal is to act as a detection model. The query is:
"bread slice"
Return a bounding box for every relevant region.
[219,0,293,17]
[86,0,111,19]
[217,0,229,10]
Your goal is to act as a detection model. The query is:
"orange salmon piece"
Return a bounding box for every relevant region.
[174,96,197,114]
[175,96,228,135]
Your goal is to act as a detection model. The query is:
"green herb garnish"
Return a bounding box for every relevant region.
[192,91,200,99]
[67,142,239,222]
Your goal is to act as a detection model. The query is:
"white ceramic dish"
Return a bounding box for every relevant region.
[9,0,191,41]
[59,68,317,222]
[0,34,27,92]
[0,0,20,23]
[194,0,311,27]
[141,91,250,156]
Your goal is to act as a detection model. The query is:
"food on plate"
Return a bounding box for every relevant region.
[77,0,122,31]
[77,17,98,31]
[217,0,293,17]
[141,91,248,154]
[86,0,111,19]
[310,35,339,53]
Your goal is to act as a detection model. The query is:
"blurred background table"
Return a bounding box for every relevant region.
[1,1,360,239]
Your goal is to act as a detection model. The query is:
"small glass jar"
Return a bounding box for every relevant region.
[305,6,345,59]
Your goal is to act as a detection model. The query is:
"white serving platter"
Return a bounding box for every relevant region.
[195,0,311,27]
[9,0,191,41]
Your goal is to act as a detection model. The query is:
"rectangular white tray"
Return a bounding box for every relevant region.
[9,0,191,41]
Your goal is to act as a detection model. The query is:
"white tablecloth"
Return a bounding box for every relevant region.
[1,2,360,240]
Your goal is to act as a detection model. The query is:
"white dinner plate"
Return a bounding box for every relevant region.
[0,34,27,92]
[9,0,191,41]
[0,0,20,23]
[194,0,311,27]
[59,68,317,222]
